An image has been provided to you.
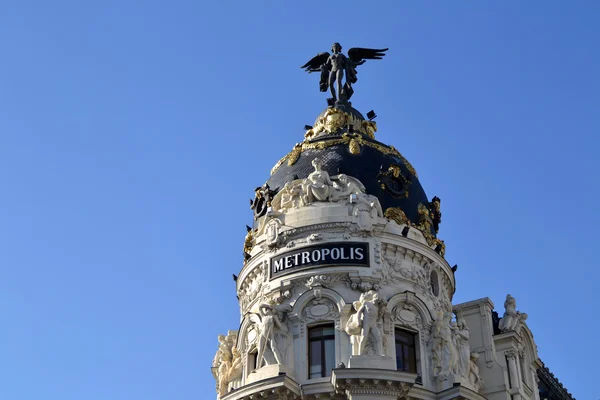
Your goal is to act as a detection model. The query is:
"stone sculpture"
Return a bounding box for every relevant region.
[212,331,242,398]
[270,160,384,224]
[431,311,458,381]
[469,352,484,392]
[301,43,388,102]
[498,294,528,332]
[256,304,289,369]
[345,290,385,356]
[454,318,471,380]
[303,158,334,203]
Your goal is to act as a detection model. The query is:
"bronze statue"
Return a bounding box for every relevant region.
[301,43,388,102]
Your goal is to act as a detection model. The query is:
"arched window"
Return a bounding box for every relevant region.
[308,324,335,379]
[395,328,417,373]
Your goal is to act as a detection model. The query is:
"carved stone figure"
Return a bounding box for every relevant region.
[345,290,385,356]
[270,164,384,225]
[469,352,484,392]
[303,158,334,203]
[498,294,528,332]
[279,181,304,210]
[431,311,458,381]
[256,304,288,369]
[454,318,471,380]
[333,174,383,217]
[212,331,241,398]
[301,43,388,102]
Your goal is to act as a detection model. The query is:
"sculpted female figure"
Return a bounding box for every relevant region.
[455,318,471,379]
[303,158,333,203]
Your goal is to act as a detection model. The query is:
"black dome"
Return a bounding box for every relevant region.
[266,105,435,234]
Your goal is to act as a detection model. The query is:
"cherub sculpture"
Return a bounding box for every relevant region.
[301,43,388,102]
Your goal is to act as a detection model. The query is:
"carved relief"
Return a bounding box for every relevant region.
[238,262,268,313]
[380,243,435,299]
[301,297,339,324]
[469,352,484,392]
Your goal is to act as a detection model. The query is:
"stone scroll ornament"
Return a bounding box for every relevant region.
[270,157,383,221]
[301,43,388,103]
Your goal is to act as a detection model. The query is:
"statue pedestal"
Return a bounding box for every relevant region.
[246,364,294,384]
[348,355,396,370]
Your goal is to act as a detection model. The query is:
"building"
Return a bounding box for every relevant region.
[211,45,574,400]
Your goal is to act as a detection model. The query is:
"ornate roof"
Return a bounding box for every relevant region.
[266,103,440,239]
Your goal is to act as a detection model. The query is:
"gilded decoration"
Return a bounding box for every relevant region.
[287,143,302,166]
[433,238,446,257]
[384,207,409,225]
[378,164,411,199]
[348,138,361,155]
[304,108,377,140]
[271,134,413,175]
[243,225,255,262]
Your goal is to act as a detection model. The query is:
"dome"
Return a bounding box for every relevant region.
[266,104,440,238]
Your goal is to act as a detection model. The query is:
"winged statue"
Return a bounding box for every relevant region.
[301,43,388,102]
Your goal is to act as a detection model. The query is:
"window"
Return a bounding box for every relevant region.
[430,270,440,297]
[308,325,335,379]
[395,328,417,373]
[247,350,258,374]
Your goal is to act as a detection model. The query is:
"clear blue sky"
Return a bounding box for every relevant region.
[1,1,598,399]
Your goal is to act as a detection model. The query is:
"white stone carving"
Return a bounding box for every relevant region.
[431,311,458,381]
[212,331,242,398]
[256,304,290,369]
[498,294,528,332]
[238,262,267,312]
[270,158,383,222]
[469,352,484,392]
[345,290,386,356]
[454,318,471,381]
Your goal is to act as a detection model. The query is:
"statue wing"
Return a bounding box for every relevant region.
[347,47,388,67]
[300,52,330,72]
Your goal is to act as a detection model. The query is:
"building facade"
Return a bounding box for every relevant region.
[210,55,573,400]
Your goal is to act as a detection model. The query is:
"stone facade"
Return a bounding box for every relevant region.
[210,109,572,400]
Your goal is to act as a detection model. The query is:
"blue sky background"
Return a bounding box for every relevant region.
[1,1,598,399]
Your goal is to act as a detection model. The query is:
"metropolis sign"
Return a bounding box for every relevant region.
[270,242,369,279]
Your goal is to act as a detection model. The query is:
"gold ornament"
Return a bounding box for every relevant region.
[287,143,302,166]
[384,207,409,225]
[348,138,361,155]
